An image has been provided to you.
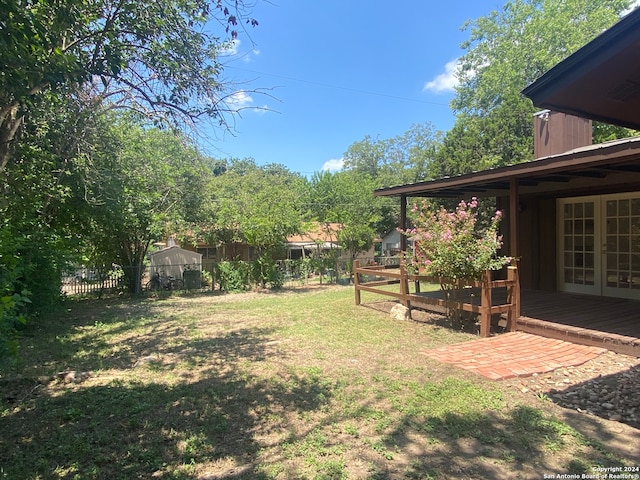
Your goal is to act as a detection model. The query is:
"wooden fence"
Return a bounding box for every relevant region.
[353,260,520,337]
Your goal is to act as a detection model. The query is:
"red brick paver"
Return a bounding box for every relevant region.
[420,332,607,380]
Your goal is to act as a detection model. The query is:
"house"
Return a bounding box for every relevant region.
[285,222,342,260]
[284,222,376,261]
[372,8,640,355]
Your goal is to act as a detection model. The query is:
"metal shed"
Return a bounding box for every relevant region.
[149,246,202,282]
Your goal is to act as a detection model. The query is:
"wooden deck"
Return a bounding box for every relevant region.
[413,289,640,356]
[516,290,640,357]
[353,262,640,357]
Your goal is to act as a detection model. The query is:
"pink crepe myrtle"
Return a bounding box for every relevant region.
[400,198,512,281]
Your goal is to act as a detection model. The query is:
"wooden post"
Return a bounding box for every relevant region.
[506,264,520,331]
[509,178,520,259]
[400,260,410,308]
[480,270,492,337]
[354,260,361,305]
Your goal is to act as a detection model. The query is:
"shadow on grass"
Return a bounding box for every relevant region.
[1,373,333,478]
[2,293,636,479]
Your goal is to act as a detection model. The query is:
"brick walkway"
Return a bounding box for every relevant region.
[420,332,607,380]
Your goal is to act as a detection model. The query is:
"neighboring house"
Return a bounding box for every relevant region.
[285,222,376,261]
[286,223,341,260]
[373,8,640,354]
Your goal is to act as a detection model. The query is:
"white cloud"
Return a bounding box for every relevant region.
[423,59,460,94]
[321,158,344,172]
[219,39,240,56]
[226,90,253,110]
[244,48,260,62]
[219,39,260,62]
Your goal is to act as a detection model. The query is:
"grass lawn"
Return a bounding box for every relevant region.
[1,286,636,479]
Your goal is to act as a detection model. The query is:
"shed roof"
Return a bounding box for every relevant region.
[522,8,640,130]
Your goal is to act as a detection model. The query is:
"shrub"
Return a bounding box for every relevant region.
[402,198,512,329]
[402,197,511,281]
[215,261,251,292]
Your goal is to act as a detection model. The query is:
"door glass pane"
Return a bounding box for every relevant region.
[564,203,573,218]
[575,236,584,251]
[607,200,617,217]
[619,217,630,235]
[564,252,573,267]
[585,219,594,235]
[619,199,630,216]
[585,235,594,252]
[564,236,573,250]
[561,200,596,290]
[575,253,584,267]
[632,199,640,216]
[585,202,594,217]
[620,236,630,253]
[575,203,584,218]
[585,253,594,268]
[585,269,595,285]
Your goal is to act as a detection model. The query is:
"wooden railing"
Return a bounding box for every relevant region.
[353,260,520,337]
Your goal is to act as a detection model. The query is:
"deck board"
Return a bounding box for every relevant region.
[516,290,640,356]
[411,288,640,356]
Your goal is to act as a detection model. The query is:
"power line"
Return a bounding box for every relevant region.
[226,66,450,107]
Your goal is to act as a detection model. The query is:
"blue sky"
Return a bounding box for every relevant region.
[201,1,506,176]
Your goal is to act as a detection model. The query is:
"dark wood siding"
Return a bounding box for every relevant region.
[499,195,557,291]
[533,112,592,159]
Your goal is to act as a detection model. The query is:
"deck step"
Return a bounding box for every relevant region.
[517,317,640,357]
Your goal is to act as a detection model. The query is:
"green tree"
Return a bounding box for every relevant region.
[343,123,440,188]
[434,0,634,177]
[202,159,305,287]
[84,115,210,293]
[306,170,380,265]
[0,0,258,169]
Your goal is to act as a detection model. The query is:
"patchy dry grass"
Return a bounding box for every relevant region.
[1,286,637,479]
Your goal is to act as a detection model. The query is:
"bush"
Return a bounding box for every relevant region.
[215,261,251,292]
[402,197,511,281]
[402,198,512,328]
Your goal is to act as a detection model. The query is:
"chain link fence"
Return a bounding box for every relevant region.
[61,257,396,297]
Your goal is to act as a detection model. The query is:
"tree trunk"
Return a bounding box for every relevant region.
[0,103,23,170]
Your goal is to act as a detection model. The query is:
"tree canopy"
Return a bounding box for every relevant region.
[433,0,635,176]
[0,0,258,169]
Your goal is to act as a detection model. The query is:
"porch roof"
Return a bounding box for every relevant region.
[374,136,640,199]
[521,8,640,130]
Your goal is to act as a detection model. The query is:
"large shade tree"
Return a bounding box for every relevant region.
[199,159,306,285]
[83,115,211,294]
[0,0,258,169]
[433,0,635,177]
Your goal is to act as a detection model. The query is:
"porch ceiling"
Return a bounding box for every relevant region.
[522,8,640,131]
[374,137,640,199]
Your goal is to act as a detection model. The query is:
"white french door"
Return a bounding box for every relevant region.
[558,193,640,299]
